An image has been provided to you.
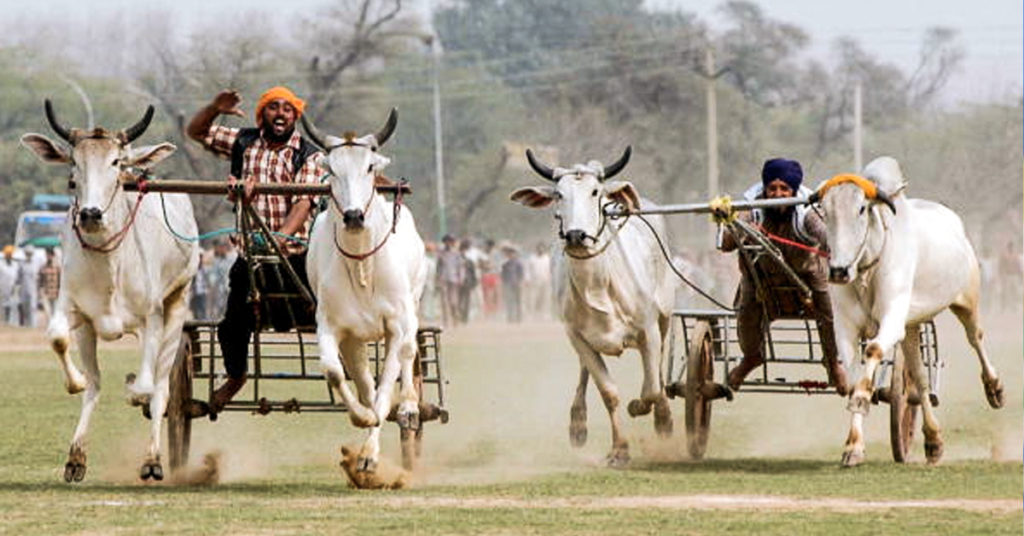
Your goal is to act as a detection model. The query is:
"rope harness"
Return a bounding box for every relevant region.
[559,200,625,260]
[70,171,148,254]
[331,178,406,261]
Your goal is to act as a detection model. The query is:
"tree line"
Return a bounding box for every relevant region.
[1,0,1019,254]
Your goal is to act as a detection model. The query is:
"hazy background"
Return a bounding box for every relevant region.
[1,0,1020,260]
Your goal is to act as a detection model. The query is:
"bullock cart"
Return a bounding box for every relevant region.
[123,178,449,473]
[613,198,944,461]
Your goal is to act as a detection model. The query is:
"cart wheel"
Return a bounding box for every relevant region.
[167,332,194,472]
[399,351,425,471]
[889,351,918,463]
[685,320,715,460]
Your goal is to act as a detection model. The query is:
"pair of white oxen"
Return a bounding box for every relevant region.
[22,104,423,484]
[22,101,1003,485]
[509,148,1004,469]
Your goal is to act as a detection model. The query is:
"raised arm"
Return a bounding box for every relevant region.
[186,90,245,143]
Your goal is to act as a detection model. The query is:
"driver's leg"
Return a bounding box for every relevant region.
[729,280,765,390]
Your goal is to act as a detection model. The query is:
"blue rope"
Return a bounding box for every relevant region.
[158,192,306,245]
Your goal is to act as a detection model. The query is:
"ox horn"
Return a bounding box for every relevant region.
[300,115,328,150]
[122,105,155,144]
[602,145,632,180]
[525,148,556,182]
[43,99,72,142]
[375,108,398,147]
[874,189,897,215]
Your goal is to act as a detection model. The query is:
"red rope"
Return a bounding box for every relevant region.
[72,188,147,254]
[758,226,829,258]
[332,183,404,261]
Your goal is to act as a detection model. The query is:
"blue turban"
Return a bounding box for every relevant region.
[761,158,803,191]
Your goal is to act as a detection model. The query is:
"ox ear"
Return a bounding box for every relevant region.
[126,142,176,169]
[604,180,640,212]
[510,186,557,208]
[21,133,70,164]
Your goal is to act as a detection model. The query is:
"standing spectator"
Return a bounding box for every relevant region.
[435,235,464,327]
[458,239,479,323]
[191,249,211,320]
[208,238,238,320]
[500,246,525,323]
[0,246,19,325]
[37,249,60,322]
[524,242,552,320]
[420,241,440,323]
[18,245,43,328]
[479,239,501,319]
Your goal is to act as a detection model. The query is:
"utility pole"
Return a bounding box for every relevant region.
[704,47,719,200]
[430,36,447,238]
[853,81,863,172]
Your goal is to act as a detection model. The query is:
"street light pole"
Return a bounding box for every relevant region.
[430,36,447,237]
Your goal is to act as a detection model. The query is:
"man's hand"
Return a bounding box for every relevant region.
[709,195,735,224]
[226,174,256,204]
[212,90,245,118]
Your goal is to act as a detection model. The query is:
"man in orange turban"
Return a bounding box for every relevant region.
[186,87,324,412]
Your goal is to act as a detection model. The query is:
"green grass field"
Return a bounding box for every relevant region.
[0,310,1020,535]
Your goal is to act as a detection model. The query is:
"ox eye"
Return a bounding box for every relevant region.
[367,164,374,173]
[591,189,599,197]
[858,205,866,215]
[111,158,120,167]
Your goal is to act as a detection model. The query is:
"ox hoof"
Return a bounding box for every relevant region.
[840,448,865,468]
[569,423,588,448]
[569,405,587,447]
[606,448,630,469]
[63,460,86,483]
[140,460,164,481]
[983,377,1004,409]
[356,457,378,473]
[397,410,420,433]
[654,404,673,438]
[64,445,87,483]
[626,399,651,417]
[925,440,944,465]
[65,372,87,395]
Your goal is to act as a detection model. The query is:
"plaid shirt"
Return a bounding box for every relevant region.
[38,263,60,301]
[203,125,325,255]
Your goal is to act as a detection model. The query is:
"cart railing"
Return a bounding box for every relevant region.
[669,309,942,397]
[184,320,448,417]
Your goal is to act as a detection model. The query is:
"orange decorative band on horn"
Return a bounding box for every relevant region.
[815,174,879,199]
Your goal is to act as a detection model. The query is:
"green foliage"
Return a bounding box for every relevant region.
[0,0,1017,253]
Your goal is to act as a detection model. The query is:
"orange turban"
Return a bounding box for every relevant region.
[254,86,306,126]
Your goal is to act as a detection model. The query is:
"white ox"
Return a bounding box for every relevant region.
[301,110,427,484]
[811,156,1004,467]
[21,101,199,482]
[511,147,676,467]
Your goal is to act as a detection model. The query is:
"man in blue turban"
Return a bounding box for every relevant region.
[717,158,848,396]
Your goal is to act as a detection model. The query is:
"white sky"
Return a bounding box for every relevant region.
[4,0,1021,104]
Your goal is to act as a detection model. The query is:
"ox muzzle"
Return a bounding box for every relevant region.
[829,265,852,284]
[78,207,103,231]
[342,209,365,229]
[564,230,588,248]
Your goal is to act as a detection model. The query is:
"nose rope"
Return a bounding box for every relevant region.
[563,201,626,260]
[835,206,886,277]
[331,179,405,261]
[71,170,147,254]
